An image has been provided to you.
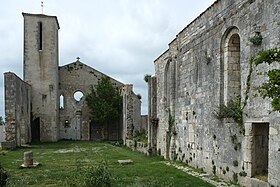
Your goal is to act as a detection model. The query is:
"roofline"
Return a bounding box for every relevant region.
[155,0,220,61]
[154,49,169,63]
[59,61,124,86]
[22,12,60,29]
[4,72,31,86]
[176,0,220,37]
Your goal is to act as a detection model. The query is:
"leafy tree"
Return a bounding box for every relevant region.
[86,76,122,139]
[253,48,280,112]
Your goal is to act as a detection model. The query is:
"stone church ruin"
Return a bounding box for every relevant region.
[4,13,145,147]
[2,0,280,186]
[147,0,280,186]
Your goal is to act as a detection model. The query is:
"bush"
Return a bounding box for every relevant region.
[0,165,9,187]
[66,160,113,187]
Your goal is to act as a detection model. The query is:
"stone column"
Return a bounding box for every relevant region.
[24,151,33,166]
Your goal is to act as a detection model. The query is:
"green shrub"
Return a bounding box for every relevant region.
[66,160,113,187]
[214,96,243,125]
[0,164,9,187]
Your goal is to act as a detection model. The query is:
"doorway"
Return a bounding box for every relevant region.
[251,123,269,179]
[31,117,40,142]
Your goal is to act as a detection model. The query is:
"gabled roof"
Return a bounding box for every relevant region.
[59,59,124,85]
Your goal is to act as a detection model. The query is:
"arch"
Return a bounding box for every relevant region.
[221,27,241,105]
[164,59,171,107]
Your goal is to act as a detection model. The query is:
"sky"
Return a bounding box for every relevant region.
[0,0,216,118]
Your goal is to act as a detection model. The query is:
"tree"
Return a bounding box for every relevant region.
[253,48,280,112]
[86,76,122,139]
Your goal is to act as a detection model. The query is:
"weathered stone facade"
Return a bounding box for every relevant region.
[4,12,143,145]
[23,13,60,142]
[4,72,31,146]
[122,84,143,143]
[59,60,124,141]
[150,0,280,186]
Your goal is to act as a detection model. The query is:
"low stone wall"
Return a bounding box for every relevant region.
[0,141,15,149]
[125,139,149,155]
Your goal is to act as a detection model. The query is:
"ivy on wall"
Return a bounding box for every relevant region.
[214,48,280,132]
[253,48,280,112]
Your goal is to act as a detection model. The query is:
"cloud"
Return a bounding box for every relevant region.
[0,0,216,117]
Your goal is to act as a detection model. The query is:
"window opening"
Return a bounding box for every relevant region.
[60,95,64,109]
[39,22,43,50]
[74,91,84,102]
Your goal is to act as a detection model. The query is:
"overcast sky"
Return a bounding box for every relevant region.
[0,0,216,118]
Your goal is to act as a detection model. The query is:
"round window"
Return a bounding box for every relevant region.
[73,91,84,102]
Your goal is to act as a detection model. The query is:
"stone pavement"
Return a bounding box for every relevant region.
[166,162,239,187]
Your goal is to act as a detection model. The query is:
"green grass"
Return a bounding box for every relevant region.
[0,140,214,187]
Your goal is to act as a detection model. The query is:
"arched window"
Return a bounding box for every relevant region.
[59,95,64,109]
[164,59,171,107]
[222,28,241,104]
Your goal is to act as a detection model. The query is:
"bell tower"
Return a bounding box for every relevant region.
[22,12,60,142]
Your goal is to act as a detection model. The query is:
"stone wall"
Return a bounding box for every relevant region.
[122,84,142,143]
[125,139,149,155]
[140,115,148,132]
[0,125,5,142]
[59,59,124,141]
[268,113,280,186]
[23,13,60,142]
[4,72,31,147]
[152,0,280,186]
[147,76,158,151]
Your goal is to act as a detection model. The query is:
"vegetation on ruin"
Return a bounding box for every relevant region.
[252,48,280,112]
[214,48,280,133]
[249,32,263,46]
[144,74,151,83]
[86,76,122,137]
[214,95,244,133]
[166,108,176,160]
[136,93,142,100]
[0,141,213,187]
[0,117,4,126]
[133,130,148,144]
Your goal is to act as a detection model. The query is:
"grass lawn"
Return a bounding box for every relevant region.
[0,141,214,187]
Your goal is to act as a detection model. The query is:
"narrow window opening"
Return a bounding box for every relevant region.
[39,22,43,50]
[223,31,241,105]
[60,95,64,109]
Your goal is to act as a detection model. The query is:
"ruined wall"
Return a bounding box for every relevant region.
[153,0,280,186]
[23,13,60,142]
[132,93,141,134]
[0,125,5,142]
[4,72,31,147]
[269,113,280,186]
[140,115,148,132]
[122,84,142,143]
[147,76,158,151]
[59,60,124,140]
